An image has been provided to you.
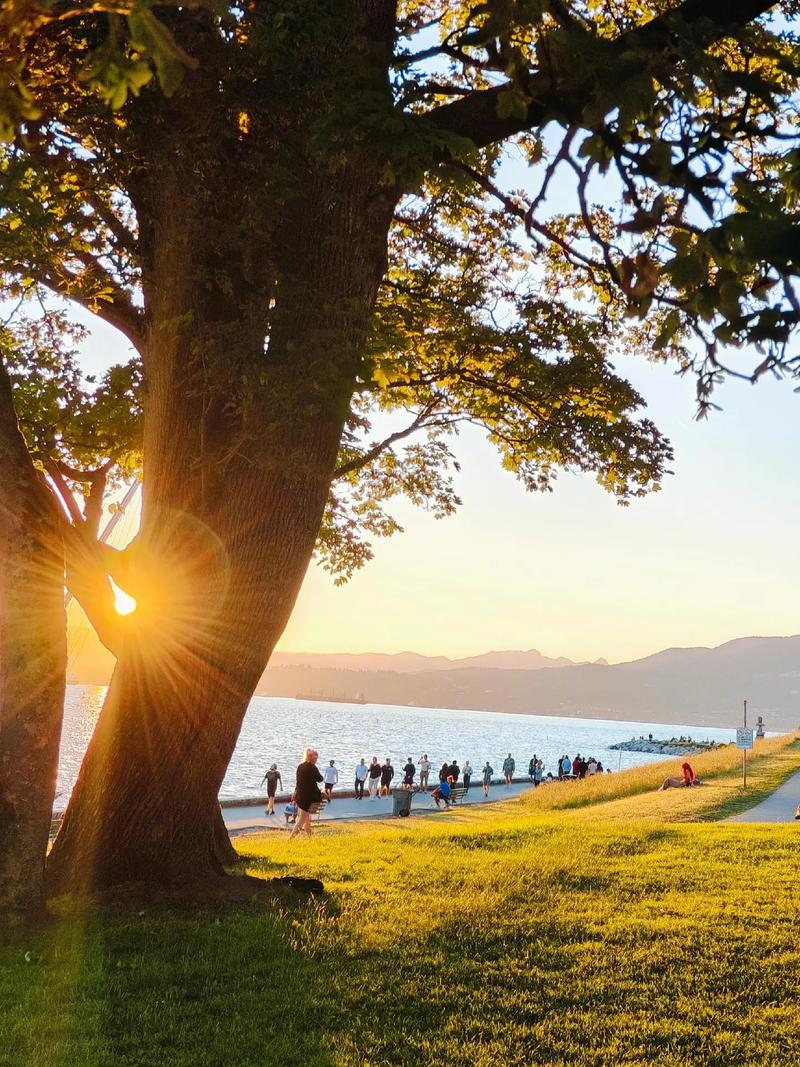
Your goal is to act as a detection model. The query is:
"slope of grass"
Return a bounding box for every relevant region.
[513,732,800,818]
[2,734,800,1067]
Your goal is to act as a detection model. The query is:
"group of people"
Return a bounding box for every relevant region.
[557,753,607,779]
[261,749,619,831]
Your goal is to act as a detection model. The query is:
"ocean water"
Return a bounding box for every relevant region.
[56,684,745,809]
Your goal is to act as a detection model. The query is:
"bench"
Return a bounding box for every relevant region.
[447,784,468,806]
[285,797,328,825]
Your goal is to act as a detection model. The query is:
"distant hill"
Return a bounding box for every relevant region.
[256,635,800,730]
[66,623,800,729]
[270,648,595,672]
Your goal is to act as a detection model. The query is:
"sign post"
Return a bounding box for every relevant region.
[736,700,754,788]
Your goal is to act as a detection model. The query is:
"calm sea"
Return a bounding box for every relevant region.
[56,684,745,810]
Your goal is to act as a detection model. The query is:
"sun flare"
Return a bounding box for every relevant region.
[111,580,137,616]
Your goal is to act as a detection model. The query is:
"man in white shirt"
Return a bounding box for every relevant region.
[418,755,431,791]
[323,759,339,800]
[354,758,368,800]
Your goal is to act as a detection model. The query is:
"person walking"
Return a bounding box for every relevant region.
[323,759,339,800]
[403,757,416,788]
[482,761,494,797]
[528,757,536,782]
[418,755,431,791]
[354,758,368,799]
[462,760,473,794]
[561,754,572,780]
[380,758,394,796]
[502,753,515,787]
[367,756,382,799]
[447,759,460,784]
[288,748,323,840]
[260,763,282,815]
[534,759,543,787]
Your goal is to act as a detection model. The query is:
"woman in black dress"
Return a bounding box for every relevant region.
[288,748,324,839]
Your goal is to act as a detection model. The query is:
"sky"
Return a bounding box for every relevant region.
[74,309,800,666]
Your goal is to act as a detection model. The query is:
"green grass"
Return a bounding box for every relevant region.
[3,734,800,1066]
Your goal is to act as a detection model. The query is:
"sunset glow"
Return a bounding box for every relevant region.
[111,580,137,616]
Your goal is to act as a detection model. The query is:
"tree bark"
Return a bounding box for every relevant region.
[0,362,65,920]
[47,0,398,896]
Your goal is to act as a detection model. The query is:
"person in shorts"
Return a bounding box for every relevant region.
[482,761,494,797]
[502,753,515,786]
[380,758,394,796]
[323,759,339,800]
[367,756,382,799]
[403,757,416,788]
[418,755,431,791]
[260,763,282,815]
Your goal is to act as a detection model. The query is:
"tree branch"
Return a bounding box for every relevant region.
[334,402,442,479]
[41,456,84,525]
[421,0,778,152]
[62,523,122,656]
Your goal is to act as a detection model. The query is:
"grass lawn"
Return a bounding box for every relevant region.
[3,735,800,1066]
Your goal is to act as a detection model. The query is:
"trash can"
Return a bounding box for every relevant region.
[392,788,412,817]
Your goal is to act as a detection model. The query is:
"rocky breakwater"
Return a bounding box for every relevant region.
[609,737,725,756]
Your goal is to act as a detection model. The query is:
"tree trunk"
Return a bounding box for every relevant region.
[47,0,398,896]
[0,362,65,920]
[213,805,238,866]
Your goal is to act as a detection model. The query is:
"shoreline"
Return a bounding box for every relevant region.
[61,682,793,732]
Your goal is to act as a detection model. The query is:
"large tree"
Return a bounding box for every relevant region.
[1,0,798,897]
[0,315,140,914]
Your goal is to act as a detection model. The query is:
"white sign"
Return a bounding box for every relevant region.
[736,728,754,750]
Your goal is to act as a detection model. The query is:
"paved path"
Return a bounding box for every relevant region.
[728,769,800,823]
[223,780,536,835]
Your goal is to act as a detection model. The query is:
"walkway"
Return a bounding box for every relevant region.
[223,780,536,835]
[728,769,800,823]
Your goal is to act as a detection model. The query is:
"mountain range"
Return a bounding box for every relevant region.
[66,628,800,730]
[270,648,606,672]
[256,636,800,731]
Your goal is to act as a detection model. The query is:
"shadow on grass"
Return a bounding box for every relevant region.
[0,887,339,1067]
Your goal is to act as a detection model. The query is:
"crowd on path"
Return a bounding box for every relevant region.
[261,748,616,832]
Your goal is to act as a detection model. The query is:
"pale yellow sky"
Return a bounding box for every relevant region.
[278,355,800,664]
[72,319,799,666]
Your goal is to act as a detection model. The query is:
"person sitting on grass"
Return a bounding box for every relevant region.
[659,761,701,791]
[431,775,453,809]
